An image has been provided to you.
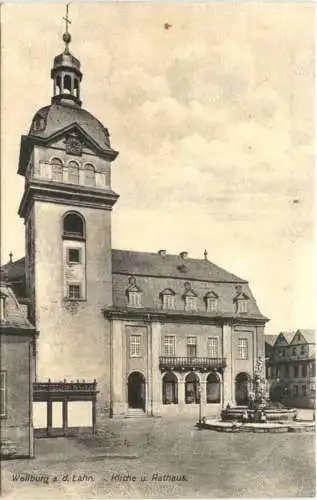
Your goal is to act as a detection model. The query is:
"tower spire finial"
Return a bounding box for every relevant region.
[62,4,72,52]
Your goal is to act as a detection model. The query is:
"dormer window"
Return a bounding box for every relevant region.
[237,299,248,314]
[183,291,197,312]
[183,282,197,312]
[128,291,142,308]
[234,287,249,314]
[126,277,142,308]
[160,289,176,310]
[205,291,218,312]
[0,294,6,322]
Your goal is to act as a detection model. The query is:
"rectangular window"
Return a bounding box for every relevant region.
[128,292,142,308]
[187,336,197,357]
[164,336,176,356]
[302,364,307,377]
[67,248,81,264]
[0,371,7,418]
[293,365,299,378]
[207,337,218,358]
[238,338,248,359]
[129,335,141,357]
[0,296,5,321]
[292,347,296,356]
[207,298,218,312]
[68,284,81,299]
[163,294,175,310]
[278,348,283,357]
[185,296,196,312]
[312,363,316,377]
[300,345,305,355]
[302,384,307,396]
[237,300,248,314]
[294,385,298,396]
[284,364,289,377]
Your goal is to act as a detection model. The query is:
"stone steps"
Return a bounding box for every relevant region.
[125,408,147,419]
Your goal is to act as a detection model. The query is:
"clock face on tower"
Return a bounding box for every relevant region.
[65,136,83,156]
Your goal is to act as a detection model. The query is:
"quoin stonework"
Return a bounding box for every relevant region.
[4,24,268,422]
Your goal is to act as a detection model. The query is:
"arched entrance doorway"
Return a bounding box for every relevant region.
[128,372,145,410]
[235,372,250,405]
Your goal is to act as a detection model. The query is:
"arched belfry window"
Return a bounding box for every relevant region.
[64,74,72,94]
[68,161,79,184]
[84,164,95,186]
[51,157,63,182]
[74,78,79,98]
[56,75,61,95]
[63,212,85,240]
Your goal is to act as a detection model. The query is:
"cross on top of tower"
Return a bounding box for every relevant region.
[62,4,72,50]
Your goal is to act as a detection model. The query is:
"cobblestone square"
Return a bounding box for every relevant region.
[2,417,315,498]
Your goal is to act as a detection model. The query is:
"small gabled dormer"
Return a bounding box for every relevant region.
[126,276,142,308]
[204,290,218,312]
[182,282,197,312]
[234,285,249,314]
[160,288,176,310]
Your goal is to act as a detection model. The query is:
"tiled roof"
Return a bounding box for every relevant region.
[5,251,246,286]
[112,274,266,319]
[264,334,278,346]
[3,257,25,282]
[112,249,246,283]
[29,104,113,152]
[296,329,315,345]
[278,331,296,345]
[4,252,266,320]
[0,272,35,331]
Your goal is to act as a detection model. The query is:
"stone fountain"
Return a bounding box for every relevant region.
[199,358,314,433]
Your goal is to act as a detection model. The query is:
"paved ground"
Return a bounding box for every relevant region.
[1,414,315,498]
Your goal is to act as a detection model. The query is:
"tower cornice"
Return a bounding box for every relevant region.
[18,179,119,219]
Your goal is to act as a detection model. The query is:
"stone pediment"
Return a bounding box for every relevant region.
[18,123,118,176]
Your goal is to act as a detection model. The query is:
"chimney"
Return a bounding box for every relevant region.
[180,251,188,260]
[158,249,166,257]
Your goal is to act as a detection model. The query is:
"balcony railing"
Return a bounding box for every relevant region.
[159,356,226,372]
[33,379,98,401]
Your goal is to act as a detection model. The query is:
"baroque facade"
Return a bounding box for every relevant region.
[5,29,268,419]
[265,330,316,409]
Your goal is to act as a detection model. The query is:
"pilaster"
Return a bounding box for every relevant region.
[222,323,234,405]
[151,321,162,416]
[111,319,125,417]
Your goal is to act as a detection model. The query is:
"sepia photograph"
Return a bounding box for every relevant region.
[0,1,315,498]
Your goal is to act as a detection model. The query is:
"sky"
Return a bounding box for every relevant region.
[1,2,315,335]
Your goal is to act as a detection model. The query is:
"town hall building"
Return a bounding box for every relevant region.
[4,25,268,421]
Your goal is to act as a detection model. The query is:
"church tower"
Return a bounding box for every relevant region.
[17,18,119,411]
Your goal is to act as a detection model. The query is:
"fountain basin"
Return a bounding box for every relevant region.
[200,419,315,433]
[221,406,297,422]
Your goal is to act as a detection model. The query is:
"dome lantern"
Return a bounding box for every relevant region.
[51,5,82,107]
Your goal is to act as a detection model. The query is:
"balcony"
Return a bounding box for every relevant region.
[159,356,226,373]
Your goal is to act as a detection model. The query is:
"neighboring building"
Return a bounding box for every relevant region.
[0,268,37,458]
[265,330,316,409]
[4,26,268,420]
